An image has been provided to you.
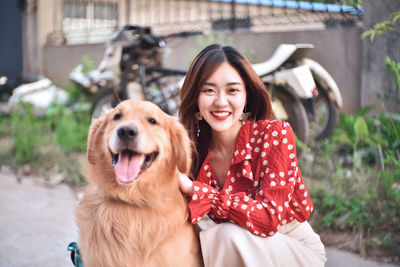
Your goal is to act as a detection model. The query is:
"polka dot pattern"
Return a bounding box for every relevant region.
[188,120,313,237]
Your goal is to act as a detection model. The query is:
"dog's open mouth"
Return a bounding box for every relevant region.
[111,150,158,184]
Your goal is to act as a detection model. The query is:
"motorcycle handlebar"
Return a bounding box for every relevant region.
[162,30,203,38]
[111,25,202,48]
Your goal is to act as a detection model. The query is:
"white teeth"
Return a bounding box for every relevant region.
[212,112,230,116]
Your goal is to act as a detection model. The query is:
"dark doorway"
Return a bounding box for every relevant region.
[0,0,23,81]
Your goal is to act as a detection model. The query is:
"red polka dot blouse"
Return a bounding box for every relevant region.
[189,120,313,237]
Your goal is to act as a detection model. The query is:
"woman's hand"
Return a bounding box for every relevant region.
[178,173,193,197]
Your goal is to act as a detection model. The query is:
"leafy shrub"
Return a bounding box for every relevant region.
[0,89,91,185]
[47,104,91,152]
[302,111,400,257]
[9,103,50,164]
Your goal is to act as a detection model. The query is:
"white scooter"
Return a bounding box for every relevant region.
[253,44,343,141]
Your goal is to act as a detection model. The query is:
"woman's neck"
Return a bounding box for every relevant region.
[210,122,242,155]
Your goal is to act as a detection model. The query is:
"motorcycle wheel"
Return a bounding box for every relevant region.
[309,82,338,141]
[269,85,310,143]
[91,87,119,119]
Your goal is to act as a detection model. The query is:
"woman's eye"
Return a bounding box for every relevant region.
[202,88,214,93]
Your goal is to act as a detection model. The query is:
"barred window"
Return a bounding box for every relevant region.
[63,1,118,44]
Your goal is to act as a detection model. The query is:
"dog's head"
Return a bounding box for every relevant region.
[86,100,192,198]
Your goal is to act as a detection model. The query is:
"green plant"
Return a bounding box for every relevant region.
[0,115,8,136]
[0,99,90,185]
[9,103,50,164]
[362,10,400,102]
[79,55,96,74]
[302,110,400,258]
[385,56,400,90]
[361,11,400,43]
[46,103,91,152]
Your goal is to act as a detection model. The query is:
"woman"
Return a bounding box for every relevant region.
[178,44,326,266]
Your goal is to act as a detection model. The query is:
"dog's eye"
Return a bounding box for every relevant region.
[113,113,122,121]
[148,117,157,125]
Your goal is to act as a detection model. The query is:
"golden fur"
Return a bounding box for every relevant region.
[75,100,203,267]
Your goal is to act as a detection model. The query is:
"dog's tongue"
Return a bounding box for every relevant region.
[114,151,143,183]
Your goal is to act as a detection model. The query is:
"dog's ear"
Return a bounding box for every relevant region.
[171,120,192,175]
[87,116,107,164]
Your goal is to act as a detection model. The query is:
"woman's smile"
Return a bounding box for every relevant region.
[211,111,231,120]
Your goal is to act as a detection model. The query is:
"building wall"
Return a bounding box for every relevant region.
[37,0,57,75]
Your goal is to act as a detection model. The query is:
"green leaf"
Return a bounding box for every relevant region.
[391,11,400,24]
[361,29,374,41]
[332,132,353,146]
[357,106,374,117]
[368,31,376,43]
[354,116,369,141]
[384,56,400,90]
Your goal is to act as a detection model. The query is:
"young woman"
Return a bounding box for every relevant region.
[178,44,326,266]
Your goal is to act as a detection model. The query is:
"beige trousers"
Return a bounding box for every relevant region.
[199,220,326,267]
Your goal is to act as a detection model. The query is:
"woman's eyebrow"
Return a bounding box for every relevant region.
[203,82,216,86]
[203,82,242,86]
[227,82,242,86]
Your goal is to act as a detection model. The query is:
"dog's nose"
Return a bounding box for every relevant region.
[117,125,138,141]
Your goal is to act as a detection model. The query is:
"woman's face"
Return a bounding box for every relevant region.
[197,62,247,134]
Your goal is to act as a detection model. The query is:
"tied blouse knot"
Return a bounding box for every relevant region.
[189,120,313,237]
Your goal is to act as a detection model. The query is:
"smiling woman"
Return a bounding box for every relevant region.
[198,62,246,133]
[178,44,327,266]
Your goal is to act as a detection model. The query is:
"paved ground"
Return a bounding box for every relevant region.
[0,169,398,267]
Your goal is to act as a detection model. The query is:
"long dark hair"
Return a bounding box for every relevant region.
[179,44,273,177]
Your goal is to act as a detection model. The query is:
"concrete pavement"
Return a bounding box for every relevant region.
[0,169,398,267]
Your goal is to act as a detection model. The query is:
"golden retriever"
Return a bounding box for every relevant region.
[75,100,203,267]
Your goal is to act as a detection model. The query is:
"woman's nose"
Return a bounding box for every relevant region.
[214,93,228,106]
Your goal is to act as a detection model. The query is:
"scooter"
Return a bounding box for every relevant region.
[253,43,343,141]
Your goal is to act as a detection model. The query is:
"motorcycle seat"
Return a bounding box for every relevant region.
[252,44,313,76]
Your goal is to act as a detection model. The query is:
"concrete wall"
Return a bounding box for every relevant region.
[43,43,106,87]
[360,0,400,113]
[43,24,363,114]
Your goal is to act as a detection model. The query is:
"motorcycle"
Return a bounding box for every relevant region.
[69,45,120,103]
[70,26,194,119]
[74,25,342,142]
[253,43,343,141]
